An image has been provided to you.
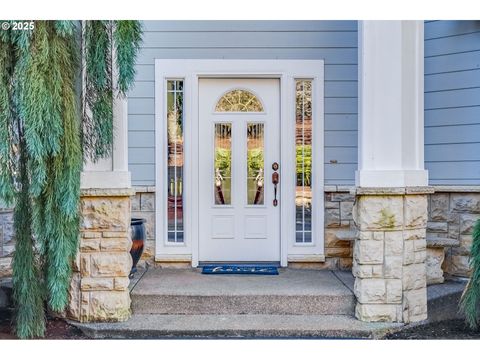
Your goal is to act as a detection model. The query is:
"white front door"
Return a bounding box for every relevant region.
[199,78,280,262]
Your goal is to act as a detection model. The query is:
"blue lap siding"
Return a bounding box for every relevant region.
[127,20,359,186]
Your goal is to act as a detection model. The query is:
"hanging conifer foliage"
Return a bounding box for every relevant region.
[0,20,142,338]
[460,219,480,329]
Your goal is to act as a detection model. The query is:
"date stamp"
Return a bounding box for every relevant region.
[1,21,35,31]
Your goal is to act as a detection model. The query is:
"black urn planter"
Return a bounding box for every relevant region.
[130,218,146,278]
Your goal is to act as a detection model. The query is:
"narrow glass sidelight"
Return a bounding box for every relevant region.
[167,80,184,243]
[247,123,265,205]
[295,80,313,243]
[214,123,232,205]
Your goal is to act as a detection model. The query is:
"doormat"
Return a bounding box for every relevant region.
[201,264,279,275]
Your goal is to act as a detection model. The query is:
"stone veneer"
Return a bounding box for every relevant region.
[130,187,156,266]
[324,186,356,270]
[352,187,432,323]
[427,187,480,279]
[67,188,134,322]
[1,185,478,306]
[0,204,13,278]
[129,185,479,280]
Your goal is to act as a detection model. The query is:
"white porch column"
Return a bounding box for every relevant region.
[352,21,432,324]
[80,94,131,189]
[70,95,134,322]
[356,20,428,188]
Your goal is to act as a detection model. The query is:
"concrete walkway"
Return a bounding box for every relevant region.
[73,314,401,339]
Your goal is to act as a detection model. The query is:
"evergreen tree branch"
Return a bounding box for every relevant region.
[460,218,480,329]
[0,19,142,338]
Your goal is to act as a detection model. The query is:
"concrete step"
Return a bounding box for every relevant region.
[71,314,401,339]
[130,268,355,315]
[132,293,356,315]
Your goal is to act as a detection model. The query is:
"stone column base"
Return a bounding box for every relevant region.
[352,187,433,323]
[68,188,135,323]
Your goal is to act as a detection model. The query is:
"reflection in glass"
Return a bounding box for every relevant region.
[215,89,264,112]
[167,80,184,243]
[247,123,264,205]
[295,80,313,243]
[214,123,232,205]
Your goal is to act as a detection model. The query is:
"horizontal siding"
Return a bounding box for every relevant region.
[425,88,480,110]
[425,124,480,144]
[128,20,358,186]
[142,21,358,32]
[424,21,480,185]
[425,32,480,57]
[426,143,480,162]
[141,31,357,48]
[425,69,480,92]
[128,131,155,148]
[129,148,155,164]
[129,164,155,184]
[425,21,480,40]
[425,106,480,127]
[136,48,358,64]
[424,50,480,74]
[425,162,480,180]
[128,115,154,131]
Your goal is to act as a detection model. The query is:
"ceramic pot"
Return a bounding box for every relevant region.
[130,218,146,278]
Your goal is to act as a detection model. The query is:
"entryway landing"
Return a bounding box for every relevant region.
[130,268,356,316]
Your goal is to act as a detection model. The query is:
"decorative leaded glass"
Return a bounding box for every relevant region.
[214,123,232,205]
[215,89,264,112]
[247,123,265,205]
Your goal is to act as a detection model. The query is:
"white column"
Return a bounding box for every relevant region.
[356,21,428,188]
[80,95,131,189]
[80,38,131,190]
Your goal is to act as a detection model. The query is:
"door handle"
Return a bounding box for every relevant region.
[272,163,279,207]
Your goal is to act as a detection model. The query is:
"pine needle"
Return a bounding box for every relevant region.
[460,218,480,329]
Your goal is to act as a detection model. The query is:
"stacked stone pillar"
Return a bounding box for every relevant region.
[68,188,134,322]
[353,187,433,323]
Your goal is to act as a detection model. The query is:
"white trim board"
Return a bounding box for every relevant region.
[154,59,325,267]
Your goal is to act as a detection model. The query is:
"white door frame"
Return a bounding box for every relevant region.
[154,59,325,267]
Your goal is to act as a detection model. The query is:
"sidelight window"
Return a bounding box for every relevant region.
[166,80,184,243]
[295,80,313,243]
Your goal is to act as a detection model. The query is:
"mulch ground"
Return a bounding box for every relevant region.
[385,319,480,339]
[0,308,88,339]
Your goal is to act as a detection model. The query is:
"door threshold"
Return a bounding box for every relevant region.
[198,261,281,268]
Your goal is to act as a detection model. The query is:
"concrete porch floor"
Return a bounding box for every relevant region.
[131,268,355,297]
[71,268,466,339]
[130,268,356,315]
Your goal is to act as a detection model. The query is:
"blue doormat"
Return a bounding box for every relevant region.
[201,264,279,275]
